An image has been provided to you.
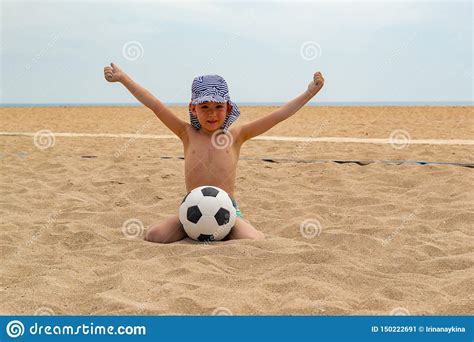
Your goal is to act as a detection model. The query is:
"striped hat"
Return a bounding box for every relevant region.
[189,75,240,132]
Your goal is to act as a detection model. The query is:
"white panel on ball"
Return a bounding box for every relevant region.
[179,185,236,241]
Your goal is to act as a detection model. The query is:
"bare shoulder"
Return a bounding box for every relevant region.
[181,123,194,144]
[228,125,245,145]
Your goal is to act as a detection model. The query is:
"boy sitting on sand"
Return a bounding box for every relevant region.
[103,63,324,243]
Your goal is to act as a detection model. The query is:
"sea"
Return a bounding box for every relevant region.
[0,101,472,107]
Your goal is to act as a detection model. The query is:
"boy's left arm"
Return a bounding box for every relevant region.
[237,72,324,143]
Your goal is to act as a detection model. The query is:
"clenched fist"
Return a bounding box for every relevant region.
[104,62,125,83]
[307,71,324,96]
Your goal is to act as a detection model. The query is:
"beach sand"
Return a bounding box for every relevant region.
[0,105,473,315]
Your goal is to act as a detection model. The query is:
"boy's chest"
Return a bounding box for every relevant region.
[183,131,241,168]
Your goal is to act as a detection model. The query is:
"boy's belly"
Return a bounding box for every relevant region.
[184,149,238,197]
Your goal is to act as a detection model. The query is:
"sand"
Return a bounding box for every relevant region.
[0,105,473,315]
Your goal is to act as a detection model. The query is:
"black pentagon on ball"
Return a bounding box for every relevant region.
[197,234,215,242]
[215,208,230,225]
[187,205,202,224]
[201,187,219,197]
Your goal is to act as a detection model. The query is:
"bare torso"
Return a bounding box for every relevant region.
[181,125,243,198]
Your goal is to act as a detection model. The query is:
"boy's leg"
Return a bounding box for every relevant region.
[227,218,265,240]
[145,215,187,243]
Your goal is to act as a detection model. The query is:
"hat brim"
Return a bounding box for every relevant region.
[191,95,226,105]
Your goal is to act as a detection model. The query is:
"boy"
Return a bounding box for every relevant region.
[103,63,324,243]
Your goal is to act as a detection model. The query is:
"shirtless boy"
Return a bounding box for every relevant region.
[103,63,324,243]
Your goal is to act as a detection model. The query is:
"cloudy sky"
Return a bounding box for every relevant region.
[1,0,472,104]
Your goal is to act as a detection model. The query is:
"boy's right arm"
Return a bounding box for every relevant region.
[104,63,189,140]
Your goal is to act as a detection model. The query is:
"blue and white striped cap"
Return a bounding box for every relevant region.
[189,74,240,132]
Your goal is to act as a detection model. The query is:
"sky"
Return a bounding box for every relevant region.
[0,0,472,104]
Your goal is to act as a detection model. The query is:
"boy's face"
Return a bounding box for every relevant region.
[189,101,232,132]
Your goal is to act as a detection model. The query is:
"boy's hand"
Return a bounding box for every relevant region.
[307,71,324,96]
[104,62,125,83]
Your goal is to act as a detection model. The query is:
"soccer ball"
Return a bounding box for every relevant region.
[179,186,236,241]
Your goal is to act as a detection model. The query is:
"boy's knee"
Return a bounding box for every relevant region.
[145,226,170,243]
[145,221,186,243]
[232,228,265,241]
[145,227,158,242]
[255,230,265,240]
[244,230,265,240]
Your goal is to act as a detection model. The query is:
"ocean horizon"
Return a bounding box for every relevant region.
[0,101,472,107]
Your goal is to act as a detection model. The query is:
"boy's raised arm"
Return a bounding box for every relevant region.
[238,72,324,143]
[104,63,188,140]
